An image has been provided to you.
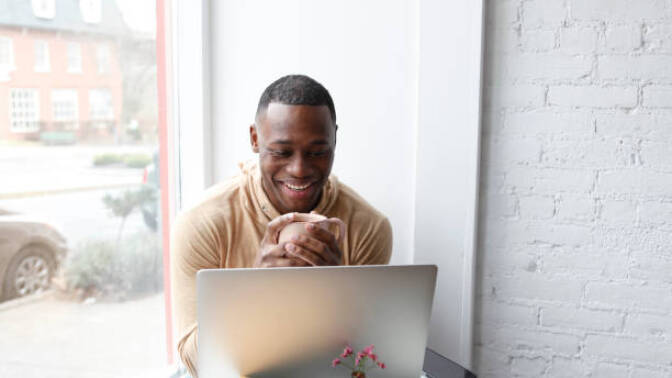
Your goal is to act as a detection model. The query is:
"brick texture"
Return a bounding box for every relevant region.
[476,0,672,376]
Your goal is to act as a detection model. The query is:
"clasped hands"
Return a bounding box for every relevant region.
[253,212,343,268]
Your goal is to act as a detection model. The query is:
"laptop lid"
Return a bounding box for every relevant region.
[197,264,437,378]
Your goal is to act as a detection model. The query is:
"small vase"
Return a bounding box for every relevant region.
[351,372,365,378]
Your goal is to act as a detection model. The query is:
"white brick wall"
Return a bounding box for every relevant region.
[476,0,672,376]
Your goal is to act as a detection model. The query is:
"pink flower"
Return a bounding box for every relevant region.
[370,353,378,361]
[355,356,361,366]
[341,346,353,357]
[362,344,375,355]
[331,358,341,367]
[377,362,386,369]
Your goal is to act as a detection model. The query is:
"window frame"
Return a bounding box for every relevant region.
[34,39,50,72]
[9,88,41,133]
[88,88,113,121]
[51,89,79,128]
[0,37,15,70]
[171,0,213,210]
[66,42,82,73]
[96,44,109,74]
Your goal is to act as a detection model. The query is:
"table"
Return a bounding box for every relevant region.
[173,348,476,378]
[422,348,476,378]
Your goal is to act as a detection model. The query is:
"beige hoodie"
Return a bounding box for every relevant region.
[170,161,393,377]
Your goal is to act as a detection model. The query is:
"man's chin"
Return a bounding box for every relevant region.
[274,184,322,212]
[281,200,314,214]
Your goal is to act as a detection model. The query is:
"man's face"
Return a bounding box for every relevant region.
[250,103,336,214]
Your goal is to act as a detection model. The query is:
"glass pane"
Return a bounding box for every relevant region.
[0,0,170,376]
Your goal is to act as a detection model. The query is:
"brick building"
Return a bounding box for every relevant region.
[0,0,128,143]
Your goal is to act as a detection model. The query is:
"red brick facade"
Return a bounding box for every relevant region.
[0,26,123,142]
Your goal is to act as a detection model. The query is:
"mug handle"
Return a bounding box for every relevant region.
[323,217,346,245]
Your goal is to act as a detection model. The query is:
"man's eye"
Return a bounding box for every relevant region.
[308,150,329,157]
[270,150,291,157]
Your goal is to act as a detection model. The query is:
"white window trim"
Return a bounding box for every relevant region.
[31,0,55,19]
[80,0,102,24]
[96,44,109,74]
[51,89,79,127]
[171,0,213,211]
[88,88,113,120]
[34,40,51,73]
[0,37,16,71]
[67,42,82,73]
[414,0,484,369]
[9,88,41,133]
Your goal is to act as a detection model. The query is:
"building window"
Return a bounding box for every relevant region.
[0,37,15,68]
[96,44,110,74]
[52,89,79,129]
[89,89,113,120]
[67,42,82,73]
[31,0,55,19]
[10,89,41,133]
[34,40,50,72]
[79,0,101,24]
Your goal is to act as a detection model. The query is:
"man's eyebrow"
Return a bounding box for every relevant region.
[268,140,330,145]
[268,140,292,145]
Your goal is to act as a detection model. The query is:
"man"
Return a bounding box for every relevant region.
[171,74,393,376]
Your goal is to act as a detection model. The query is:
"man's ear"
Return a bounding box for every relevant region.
[250,124,259,153]
[333,124,338,146]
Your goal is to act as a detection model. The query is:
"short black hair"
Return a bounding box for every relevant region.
[255,74,336,123]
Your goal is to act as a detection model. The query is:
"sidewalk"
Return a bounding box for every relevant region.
[0,291,168,378]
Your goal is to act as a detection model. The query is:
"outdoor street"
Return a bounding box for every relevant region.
[0,144,169,377]
[1,188,151,247]
[0,144,151,197]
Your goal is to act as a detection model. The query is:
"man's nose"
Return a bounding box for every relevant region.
[287,155,311,177]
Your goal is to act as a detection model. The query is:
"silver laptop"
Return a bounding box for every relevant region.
[197,265,437,378]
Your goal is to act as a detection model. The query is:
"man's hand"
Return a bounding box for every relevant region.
[253,213,310,268]
[283,218,343,266]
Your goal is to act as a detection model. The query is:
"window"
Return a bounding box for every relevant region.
[31,0,55,19]
[79,0,101,24]
[51,89,79,128]
[96,44,109,73]
[0,37,14,68]
[0,1,171,376]
[88,88,113,120]
[34,40,50,72]
[10,89,40,133]
[67,42,82,73]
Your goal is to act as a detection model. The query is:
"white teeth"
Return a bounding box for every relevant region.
[285,183,311,191]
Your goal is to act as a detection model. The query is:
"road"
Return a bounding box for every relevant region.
[0,144,152,197]
[0,187,155,247]
[0,143,158,246]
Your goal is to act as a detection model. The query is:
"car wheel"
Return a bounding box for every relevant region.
[2,245,56,301]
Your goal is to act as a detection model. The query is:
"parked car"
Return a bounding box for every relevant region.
[0,207,68,301]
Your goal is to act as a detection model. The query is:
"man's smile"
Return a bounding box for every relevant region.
[276,180,319,200]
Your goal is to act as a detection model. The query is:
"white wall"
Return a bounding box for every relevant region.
[476,0,672,376]
[210,0,419,265]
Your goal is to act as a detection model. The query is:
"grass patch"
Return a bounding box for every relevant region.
[93,153,152,168]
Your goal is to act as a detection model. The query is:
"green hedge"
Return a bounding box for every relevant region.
[62,232,163,300]
[93,153,152,168]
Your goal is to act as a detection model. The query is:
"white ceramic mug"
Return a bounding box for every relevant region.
[277,213,346,246]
